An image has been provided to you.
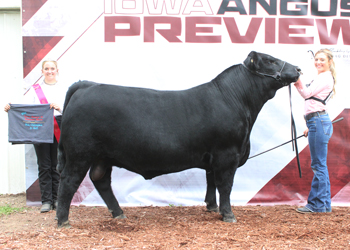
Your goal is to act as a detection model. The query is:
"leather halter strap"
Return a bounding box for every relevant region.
[242,61,286,81]
[257,61,286,81]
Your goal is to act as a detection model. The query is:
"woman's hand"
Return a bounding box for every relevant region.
[294,78,302,87]
[303,128,309,137]
[50,103,61,112]
[4,103,11,112]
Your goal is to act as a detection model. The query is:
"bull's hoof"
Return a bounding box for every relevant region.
[58,220,71,228]
[206,205,219,213]
[114,214,127,219]
[222,215,237,223]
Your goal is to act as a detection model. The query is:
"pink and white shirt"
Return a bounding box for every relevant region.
[294,71,334,116]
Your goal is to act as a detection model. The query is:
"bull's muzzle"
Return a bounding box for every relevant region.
[296,67,302,75]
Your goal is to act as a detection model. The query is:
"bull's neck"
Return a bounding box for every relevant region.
[214,64,280,126]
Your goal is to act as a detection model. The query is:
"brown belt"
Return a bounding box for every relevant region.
[304,110,327,121]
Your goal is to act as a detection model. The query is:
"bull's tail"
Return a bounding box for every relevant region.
[62,80,99,113]
[57,141,65,174]
[58,81,98,173]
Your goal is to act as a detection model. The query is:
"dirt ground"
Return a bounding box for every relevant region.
[1,193,350,249]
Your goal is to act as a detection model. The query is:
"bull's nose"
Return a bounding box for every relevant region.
[296,67,302,75]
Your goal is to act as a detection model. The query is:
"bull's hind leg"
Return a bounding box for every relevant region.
[90,165,125,219]
[214,165,237,223]
[56,160,90,228]
[204,170,219,212]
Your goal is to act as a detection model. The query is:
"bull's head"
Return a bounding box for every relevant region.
[243,51,301,86]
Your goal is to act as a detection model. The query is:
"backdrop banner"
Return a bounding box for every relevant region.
[23,0,350,207]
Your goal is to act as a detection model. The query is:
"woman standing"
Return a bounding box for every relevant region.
[294,49,336,213]
[4,60,67,213]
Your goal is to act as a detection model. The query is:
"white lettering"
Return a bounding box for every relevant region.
[183,0,213,15]
[104,0,113,14]
[115,0,143,14]
[146,0,183,15]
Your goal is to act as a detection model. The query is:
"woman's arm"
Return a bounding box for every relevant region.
[294,72,332,99]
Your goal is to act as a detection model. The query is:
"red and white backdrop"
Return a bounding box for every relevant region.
[23,0,350,207]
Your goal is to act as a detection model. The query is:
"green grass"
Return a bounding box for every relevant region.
[0,205,26,217]
[169,204,183,207]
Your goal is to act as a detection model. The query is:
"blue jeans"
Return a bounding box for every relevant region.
[305,113,333,212]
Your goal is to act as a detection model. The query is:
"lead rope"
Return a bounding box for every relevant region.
[248,118,343,160]
[289,85,302,178]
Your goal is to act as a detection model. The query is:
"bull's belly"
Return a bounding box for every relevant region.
[111,153,208,180]
[130,166,203,180]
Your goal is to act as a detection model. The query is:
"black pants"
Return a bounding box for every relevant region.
[33,116,61,205]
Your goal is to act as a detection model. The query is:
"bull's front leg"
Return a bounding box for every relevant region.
[214,165,237,223]
[204,169,219,212]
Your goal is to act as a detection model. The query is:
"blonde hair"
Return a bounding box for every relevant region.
[41,59,58,70]
[315,49,336,95]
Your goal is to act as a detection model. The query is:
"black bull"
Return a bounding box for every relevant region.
[56,51,301,227]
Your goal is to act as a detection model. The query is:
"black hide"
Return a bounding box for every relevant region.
[56,51,300,227]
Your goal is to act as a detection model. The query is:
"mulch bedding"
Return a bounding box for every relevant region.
[1,199,350,250]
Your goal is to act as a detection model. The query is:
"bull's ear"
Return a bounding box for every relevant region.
[244,51,259,71]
